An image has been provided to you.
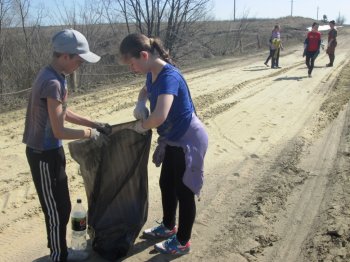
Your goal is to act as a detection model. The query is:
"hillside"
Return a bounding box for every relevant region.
[1,16,317,112]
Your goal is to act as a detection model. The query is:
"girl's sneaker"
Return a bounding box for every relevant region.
[143,222,177,239]
[154,235,190,255]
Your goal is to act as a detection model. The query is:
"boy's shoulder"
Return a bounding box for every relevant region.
[36,66,64,84]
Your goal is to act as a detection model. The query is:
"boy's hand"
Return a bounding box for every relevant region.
[95,122,112,135]
[90,128,101,140]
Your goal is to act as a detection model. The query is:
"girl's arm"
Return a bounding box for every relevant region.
[134,86,150,120]
[142,94,173,129]
[137,85,148,102]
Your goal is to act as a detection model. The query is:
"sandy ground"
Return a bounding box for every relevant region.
[1,27,350,262]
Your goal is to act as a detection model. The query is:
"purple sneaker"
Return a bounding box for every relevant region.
[154,235,191,255]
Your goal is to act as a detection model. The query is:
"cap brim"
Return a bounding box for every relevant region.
[79,52,101,63]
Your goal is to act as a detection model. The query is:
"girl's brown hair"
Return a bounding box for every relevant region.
[119,33,175,66]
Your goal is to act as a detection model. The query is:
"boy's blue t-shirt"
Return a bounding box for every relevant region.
[146,64,194,141]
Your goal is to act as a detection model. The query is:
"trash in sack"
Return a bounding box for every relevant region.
[68,121,152,261]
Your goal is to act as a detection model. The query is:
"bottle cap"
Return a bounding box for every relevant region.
[77,199,82,203]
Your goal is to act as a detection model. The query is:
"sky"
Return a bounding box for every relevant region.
[211,0,350,23]
[30,0,349,26]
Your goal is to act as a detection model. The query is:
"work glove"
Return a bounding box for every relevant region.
[95,122,112,136]
[90,128,100,140]
[90,128,109,147]
[132,120,149,134]
[153,144,166,167]
[133,100,149,120]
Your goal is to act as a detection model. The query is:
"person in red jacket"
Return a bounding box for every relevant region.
[303,22,321,77]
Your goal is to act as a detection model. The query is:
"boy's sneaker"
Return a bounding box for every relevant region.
[154,235,190,255]
[143,222,177,239]
[67,248,89,261]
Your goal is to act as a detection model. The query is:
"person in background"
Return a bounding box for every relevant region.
[326,20,337,67]
[303,22,321,77]
[119,33,208,255]
[264,24,283,68]
[23,28,111,262]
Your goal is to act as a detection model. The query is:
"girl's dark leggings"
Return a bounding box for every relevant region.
[160,145,196,244]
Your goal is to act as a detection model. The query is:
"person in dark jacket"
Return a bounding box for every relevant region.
[326,20,338,67]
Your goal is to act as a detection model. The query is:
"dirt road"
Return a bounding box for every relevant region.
[1,27,350,262]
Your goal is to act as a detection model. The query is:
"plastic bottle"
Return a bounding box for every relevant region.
[71,198,87,250]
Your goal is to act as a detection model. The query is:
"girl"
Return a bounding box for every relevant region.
[119,33,208,255]
[264,24,283,68]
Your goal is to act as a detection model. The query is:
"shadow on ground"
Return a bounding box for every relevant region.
[274,76,308,81]
[31,237,183,262]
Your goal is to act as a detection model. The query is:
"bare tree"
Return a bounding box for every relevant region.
[336,13,346,25]
[118,0,210,55]
[117,0,131,33]
[120,0,169,36]
[101,0,124,35]
[76,0,108,90]
[0,0,12,95]
[7,0,45,91]
[322,14,328,23]
[48,0,113,91]
[51,0,79,27]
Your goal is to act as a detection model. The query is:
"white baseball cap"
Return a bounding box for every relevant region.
[52,29,100,63]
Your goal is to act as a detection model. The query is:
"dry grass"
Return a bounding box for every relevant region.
[0,16,318,113]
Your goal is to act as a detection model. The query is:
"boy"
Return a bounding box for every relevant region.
[23,29,110,261]
[326,20,337,67]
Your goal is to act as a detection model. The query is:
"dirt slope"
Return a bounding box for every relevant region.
[1,27,350,262]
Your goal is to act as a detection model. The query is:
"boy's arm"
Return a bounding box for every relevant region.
[328,31,336,46]
[318,37,322,50]
[65,108,98,128]
[66,108,111,135]
[47,97,92,139]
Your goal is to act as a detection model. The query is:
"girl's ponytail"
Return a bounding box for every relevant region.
[150,37,175,66]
